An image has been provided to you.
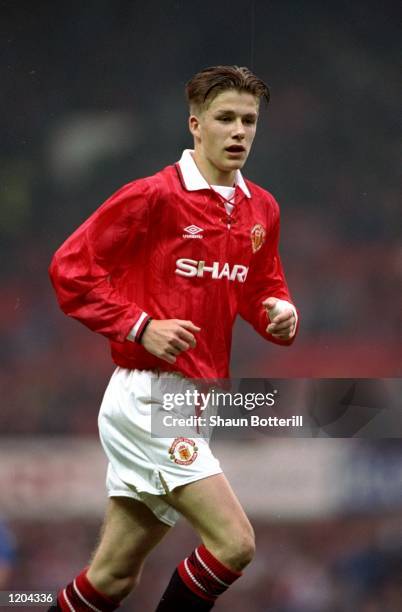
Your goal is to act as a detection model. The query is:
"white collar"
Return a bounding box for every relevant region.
[177,149,251,198]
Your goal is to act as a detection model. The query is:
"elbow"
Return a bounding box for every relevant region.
[48,252,72,313]
[48,252,66,297]
[48,254,58,285]
[48,251,61,292]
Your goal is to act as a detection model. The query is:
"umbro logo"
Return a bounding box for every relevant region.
[184,225,203,235]
[183,225,203,239]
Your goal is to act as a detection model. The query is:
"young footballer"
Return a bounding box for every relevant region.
[49,65,298,611]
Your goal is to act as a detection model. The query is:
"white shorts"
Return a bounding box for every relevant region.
[98,368,222,526]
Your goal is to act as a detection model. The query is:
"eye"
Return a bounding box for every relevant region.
[218,116,232,122]
[243,118,256,125]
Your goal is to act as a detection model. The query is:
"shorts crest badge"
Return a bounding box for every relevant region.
[251,223,266,253]
[169,437,198,465]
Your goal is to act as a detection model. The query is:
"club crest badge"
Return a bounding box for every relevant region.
[169,437,198,465]
[251,224,266,253]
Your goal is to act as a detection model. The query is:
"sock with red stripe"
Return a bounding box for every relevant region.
[56,569,119,612]
[155,544,242,610]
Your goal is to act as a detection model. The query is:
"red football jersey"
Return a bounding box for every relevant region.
[49,150,297,379]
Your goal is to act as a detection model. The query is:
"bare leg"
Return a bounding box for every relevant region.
[87,496,171,600]
[164,473,255,571]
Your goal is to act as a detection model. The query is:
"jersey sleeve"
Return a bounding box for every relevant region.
[238,196,299,346]
[49,180,153,343]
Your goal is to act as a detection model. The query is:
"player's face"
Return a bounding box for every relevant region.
[190,89,259,185]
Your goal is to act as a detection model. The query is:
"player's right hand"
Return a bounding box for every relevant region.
[140,319,201,364]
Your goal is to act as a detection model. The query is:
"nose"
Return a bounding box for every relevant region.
[233,118,245,139]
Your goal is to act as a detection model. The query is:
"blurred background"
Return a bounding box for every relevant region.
[0,0,401,610]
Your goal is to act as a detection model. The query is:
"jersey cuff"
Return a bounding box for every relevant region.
[126,311,150,343]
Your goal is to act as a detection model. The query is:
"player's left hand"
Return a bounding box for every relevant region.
[262,297,297,340]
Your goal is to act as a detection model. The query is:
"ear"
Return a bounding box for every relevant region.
[188,114,201,139]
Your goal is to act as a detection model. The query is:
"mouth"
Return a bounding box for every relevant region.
[225,145,246,153]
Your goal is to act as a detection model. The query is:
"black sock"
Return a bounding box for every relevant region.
[155,569,215,611]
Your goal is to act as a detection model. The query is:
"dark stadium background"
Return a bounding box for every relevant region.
[0,1,401,610]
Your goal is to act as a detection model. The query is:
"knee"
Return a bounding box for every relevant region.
[230,531,256,570]
[215,527,256,571]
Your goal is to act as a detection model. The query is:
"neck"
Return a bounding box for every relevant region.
[192,151,236,187]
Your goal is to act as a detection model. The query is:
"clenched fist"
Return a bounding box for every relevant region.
[141,319,201,364]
